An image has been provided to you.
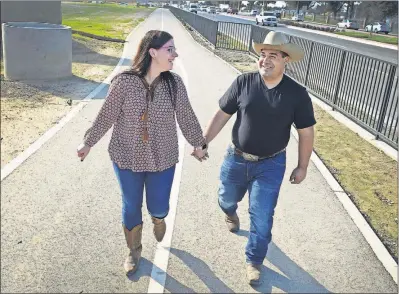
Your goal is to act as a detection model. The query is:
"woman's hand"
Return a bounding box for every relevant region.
[77,143,91,162]
[191,145,209,162]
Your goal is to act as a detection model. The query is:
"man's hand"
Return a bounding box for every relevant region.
[191,147,209,162]
[289,166,307,184]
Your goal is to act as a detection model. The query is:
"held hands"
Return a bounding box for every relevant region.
[191,145,209,162]
[289,166,307,184]
[77,143,91,162]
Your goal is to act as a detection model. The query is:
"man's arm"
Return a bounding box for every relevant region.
[297,126,314,169]
[290,126,314,184]
[203,109,232,144]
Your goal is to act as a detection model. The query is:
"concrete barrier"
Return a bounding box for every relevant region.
[2,22,72,80]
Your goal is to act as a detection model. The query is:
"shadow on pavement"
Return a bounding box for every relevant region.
[237,229,331,293]
[127,257,196,293]
[126,250,234,293]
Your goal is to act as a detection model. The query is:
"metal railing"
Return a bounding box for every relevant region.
[169,7,398,149]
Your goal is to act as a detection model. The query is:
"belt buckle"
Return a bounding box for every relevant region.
[242,152,258,161]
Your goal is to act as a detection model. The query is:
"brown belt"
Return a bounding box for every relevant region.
[233,146,285,162]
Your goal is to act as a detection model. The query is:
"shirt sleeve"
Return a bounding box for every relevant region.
[219,76,240,115]
[294,88,317,129]
[83,75,126,147]
[174,75,206,148]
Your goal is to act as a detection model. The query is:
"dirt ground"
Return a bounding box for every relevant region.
[1,35,124,168]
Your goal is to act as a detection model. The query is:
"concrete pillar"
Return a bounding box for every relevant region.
[2,22,72,80]
[0,1,62,24]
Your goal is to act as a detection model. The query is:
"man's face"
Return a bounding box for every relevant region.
[258,49,289,79]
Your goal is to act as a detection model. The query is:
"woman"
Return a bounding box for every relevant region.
[76,30,208,275]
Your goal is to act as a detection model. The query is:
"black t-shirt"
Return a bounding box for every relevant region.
[219,72,316,157]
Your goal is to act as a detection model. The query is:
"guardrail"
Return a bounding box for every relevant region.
[169,7,398,149]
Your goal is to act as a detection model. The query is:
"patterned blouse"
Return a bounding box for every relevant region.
[83,72,206,172]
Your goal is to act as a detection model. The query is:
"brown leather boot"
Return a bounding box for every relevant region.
[246,264,262,286]
[151,217,166,242]
[225,212,240,232]
[123,223,142,275]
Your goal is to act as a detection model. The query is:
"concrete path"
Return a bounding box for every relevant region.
[1,9,397,293]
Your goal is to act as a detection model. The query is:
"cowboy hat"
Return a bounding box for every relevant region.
[252,31,305,62]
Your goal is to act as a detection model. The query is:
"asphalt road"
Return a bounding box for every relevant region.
[1,9,397,293]
[198,11,398,64]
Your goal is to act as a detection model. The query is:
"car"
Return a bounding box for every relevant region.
[250,10,258,16]
[365,22,390,34]
[227,8,238,14]
[200,6,207,12]
[206,6,216,14]
[336,19,359,30]
[215,8,221,13]
[256,11,278,26]
[291,14,304,21]
[189,3,198,14]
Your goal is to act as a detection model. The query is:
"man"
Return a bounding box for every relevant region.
[202,31,316,285]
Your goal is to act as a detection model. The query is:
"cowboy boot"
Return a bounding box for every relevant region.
[151,216,166,242]
[246,264,262,286]
[123,223,143,275]
[225,212,240,232]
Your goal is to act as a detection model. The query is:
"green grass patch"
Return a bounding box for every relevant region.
[313,104,398,260]
[335,31,398,45]
[62,2,154,39]
[216,32,248,51]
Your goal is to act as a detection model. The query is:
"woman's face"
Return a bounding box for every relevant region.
[152,39,178,72]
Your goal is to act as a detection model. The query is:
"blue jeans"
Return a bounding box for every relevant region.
[113,163,176,230]
[218,146,286,265]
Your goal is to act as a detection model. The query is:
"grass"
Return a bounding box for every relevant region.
[216,32,248,51]
[62,2,154,39]
[312,104,398,259]
[335,31,398,45]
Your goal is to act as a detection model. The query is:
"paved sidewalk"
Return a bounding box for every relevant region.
[1,9,397,293]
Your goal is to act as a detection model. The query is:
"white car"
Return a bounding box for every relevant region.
[250,10,258,16]
[206,6,216,14]
[336,19,359,30]
[291,14,304,21]
[365,22,390,34]
[256,12,278,27]
[189,4,198,14]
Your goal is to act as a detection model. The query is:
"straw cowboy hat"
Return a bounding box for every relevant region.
[252,31,305,62]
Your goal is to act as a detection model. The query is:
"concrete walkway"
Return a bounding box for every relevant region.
[1,9,397,293]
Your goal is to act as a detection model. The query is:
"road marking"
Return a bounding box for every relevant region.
[147,59,188,293]
[147,12,188,293]
[161,8,164,30]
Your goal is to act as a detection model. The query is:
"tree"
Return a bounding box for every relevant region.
[326,1,344,19]
[377,1,398,18]
[356,1,398,22]
[285,1,316,14]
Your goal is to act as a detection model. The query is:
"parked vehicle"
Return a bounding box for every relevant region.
[227,8,238,14]
[206,6,216,14]
[189,3,198,14]
[365,22,390,34]
[256,11,278,26]
[215,8,221,13]
[336,19,359,30]
[250,10,258,16]
[291,14,304,21]
[200,6,207,12]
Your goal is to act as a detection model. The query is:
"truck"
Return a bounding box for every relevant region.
[189,3,198,13]
[255,11,278,26]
